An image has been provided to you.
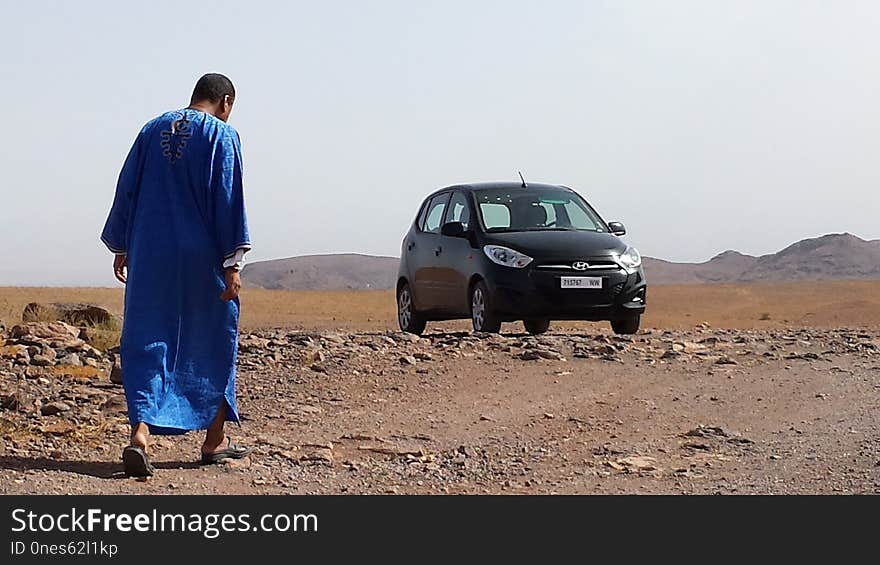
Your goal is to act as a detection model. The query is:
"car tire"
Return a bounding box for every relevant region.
[523,319,551,335]
[470,280,501,333]
[611,315,640,335]
[397,283,426,335]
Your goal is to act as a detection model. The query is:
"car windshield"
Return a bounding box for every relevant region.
[474,188,607,233]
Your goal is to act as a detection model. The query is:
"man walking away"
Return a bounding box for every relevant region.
[101,73,252,477]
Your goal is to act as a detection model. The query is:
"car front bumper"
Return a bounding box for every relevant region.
[485,263,647,321]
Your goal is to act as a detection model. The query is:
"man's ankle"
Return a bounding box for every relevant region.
[130,423,149,449]
[202,432,226,452]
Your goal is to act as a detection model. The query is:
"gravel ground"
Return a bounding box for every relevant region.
[1,325,879,494]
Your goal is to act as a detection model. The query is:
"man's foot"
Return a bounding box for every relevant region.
[200,436,252,465]
[130,422,150,454]
[122,445,155,477]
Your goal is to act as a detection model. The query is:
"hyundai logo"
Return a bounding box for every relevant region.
[572,261,589,271]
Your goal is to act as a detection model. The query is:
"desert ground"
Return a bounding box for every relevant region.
[1,281,879,494]
[4,280,880,331]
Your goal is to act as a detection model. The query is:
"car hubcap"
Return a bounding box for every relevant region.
[472,288,485,330]
[398,288,412,329]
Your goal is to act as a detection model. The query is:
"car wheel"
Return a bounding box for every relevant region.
[523,319,551,335]
[397,283,426,335]
[470,281,501,333]
[611,315,640,335]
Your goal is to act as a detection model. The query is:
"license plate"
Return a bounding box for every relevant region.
[560,276,603,289]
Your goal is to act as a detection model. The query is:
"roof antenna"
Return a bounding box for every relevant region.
[518,171,527,188]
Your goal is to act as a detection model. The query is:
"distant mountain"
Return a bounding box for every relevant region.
[241,254,399,290]
[643,233,880,284]
[241,233,880,290]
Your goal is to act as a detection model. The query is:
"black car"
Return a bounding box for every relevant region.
[396,181,646,335]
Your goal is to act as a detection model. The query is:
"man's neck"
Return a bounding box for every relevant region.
[187,101,216,116]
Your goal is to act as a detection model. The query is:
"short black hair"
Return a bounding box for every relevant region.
[191,73,235,103]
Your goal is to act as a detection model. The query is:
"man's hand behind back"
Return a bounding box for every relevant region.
[220,268,242,301]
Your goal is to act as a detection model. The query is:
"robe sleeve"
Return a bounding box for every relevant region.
[211,127,252,262]
[101,132,143,254]
[222,247,249,271]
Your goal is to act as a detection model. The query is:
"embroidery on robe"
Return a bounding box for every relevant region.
[160,111,193,163]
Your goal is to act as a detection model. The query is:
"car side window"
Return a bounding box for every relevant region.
[444,191,471,229]
[416,201,430,230]
[421,193,450,234]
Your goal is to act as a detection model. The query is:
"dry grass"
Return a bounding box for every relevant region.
[0,288,124,350]
[0,288,124,329]
[0,415,111,445]
[81,323,123,352]
[642,280,880,329]
[239,289,394,330]
[1,280,879,332]
[22,304,62,323]
[49,365,106,381]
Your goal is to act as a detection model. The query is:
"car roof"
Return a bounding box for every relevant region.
[426,182,574,199]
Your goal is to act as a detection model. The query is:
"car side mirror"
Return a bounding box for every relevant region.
[441,221,467,237]
[608,221,626,236]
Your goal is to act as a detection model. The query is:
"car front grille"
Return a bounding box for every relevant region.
[533,259,621,271]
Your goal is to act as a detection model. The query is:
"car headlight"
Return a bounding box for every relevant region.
[618,246,642,271]
[483,245,533,268]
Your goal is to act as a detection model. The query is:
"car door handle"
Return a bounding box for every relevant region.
[434,246,442,256]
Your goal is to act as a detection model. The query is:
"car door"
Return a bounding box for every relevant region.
[435,190,476,315]
[410,192,450,311]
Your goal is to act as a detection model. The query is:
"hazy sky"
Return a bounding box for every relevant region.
[2,1,878,286]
